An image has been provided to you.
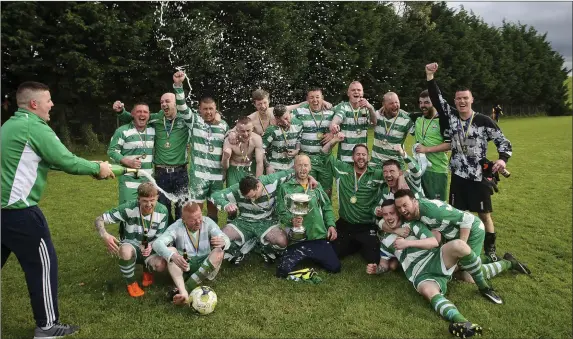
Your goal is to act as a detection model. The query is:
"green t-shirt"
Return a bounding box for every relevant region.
[275,178,336,242]
[291,104,335,156]
[101,199,169,247]
[211,169,295,223]
[413,115,449,173]
[262,117,303,171]
[417,198,483,241]
[327,155,384,224]
[379,221,438,285]
[333,101,370,163]
[371,109,413,165]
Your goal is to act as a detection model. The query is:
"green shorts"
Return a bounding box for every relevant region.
[182,254,209,280]
[120,241,161,267]
[421,171,448,201]
[227,218,280,246]
[226,164,253,187]
[413,247,455,295]
[189,173,223,203]
[309,153,333,192]
[467,225,485,257]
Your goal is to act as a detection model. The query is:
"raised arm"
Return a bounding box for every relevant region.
[426,63,455,122]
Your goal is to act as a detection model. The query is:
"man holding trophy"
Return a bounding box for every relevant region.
[275,155,340,281]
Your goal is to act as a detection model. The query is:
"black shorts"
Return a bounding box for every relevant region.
[330,218,380,264]
[449,173,493,213]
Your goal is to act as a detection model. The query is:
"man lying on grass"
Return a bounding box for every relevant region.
[368,199,529,338]
[152,202,230,305]
[95,182,169,297]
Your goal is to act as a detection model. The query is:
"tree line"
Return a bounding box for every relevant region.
[1,1,570,149]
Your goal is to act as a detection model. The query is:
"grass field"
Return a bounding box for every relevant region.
[2,116,572,338]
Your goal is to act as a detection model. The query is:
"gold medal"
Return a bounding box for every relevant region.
[350,196,357,204]
[209,144,214,152]
[355,129,362,135]
[165,141,171,148]
[317,132,324,139]
[141,153,147,159]
[382,139,389,146]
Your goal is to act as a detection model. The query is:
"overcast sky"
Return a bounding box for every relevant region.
[447,1,573,75]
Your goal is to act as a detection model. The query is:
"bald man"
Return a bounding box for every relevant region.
[370,92,413,167]
[113,73,194,224]
[275,155,340,280]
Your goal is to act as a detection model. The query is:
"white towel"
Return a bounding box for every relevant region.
[411,143,431,175]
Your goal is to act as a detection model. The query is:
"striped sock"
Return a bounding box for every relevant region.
[459,251,490,290]
[186,258,215,290]
[119,257,136,284]
[430,294,467,323]
[481,259,512,279]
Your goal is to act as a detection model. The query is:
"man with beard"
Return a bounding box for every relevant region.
[329,81,377,164]
[94,183,170,297]
[291,88,337,197]
[113,73,196,225]
[369,92,413,167]
[392,189,530,284]
[262,105,303,172]
[221,116,265,187]
[172,71,229,224]
[322,134,384,266]
[152,203,229,306]
[410,90,450,200]
[275,155,340,281]
[425,62,512,262]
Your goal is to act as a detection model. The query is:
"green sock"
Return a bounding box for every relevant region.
[458,251,490,290]
[481,259,512,279]
[186,258,216,290]
[119,257,136,284]
[430,294,467,323]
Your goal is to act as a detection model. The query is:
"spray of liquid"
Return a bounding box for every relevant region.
[137,170,190,206]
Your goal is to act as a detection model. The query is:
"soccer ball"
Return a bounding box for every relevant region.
[190,286,217,315]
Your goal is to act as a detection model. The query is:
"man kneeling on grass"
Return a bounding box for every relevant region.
[275,155,340,283]
[152,202,230,305]
[94,182,169,297]
[368,199,529,338]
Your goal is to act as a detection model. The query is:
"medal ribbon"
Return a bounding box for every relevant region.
[136,125,147,149]
[139,207,154,234]
[206,124,213,149]
[258,112,270,134]
[458,112,476,149]
[185,223,201,254]
[239,139,250,162]
[251,184,271,209]
[352,105,361,128]
[383,112,398,140]
[309,109,324,132]
[421,114,436,141]
[163,116,176,141]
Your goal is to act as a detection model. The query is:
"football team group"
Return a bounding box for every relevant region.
[1,63,531,338]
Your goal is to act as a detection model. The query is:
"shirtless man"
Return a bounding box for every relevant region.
[222,116,265,187]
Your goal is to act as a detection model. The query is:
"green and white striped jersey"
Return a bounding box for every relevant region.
[333,101,370,163]
[107,123,155,181]
[2,109,101,209]
[378,154,425,202]
[327,155,385,224]
[211,169,294,223]
[262,117,303,171]
[152,216,230,262]
[417,198,484,241]
[291,104,335,156]
[101,199,169,247]
[379,221,439,285]
[371,109,413,165]
[175,86,229,181]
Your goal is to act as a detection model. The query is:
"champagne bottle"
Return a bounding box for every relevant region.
[183,248,189,261]
[141,230,149,247]
[110,164,139,177]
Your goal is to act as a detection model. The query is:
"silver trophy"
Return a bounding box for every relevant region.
[284,193,312,242]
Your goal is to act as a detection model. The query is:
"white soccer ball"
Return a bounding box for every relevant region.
[190,286,217,315]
